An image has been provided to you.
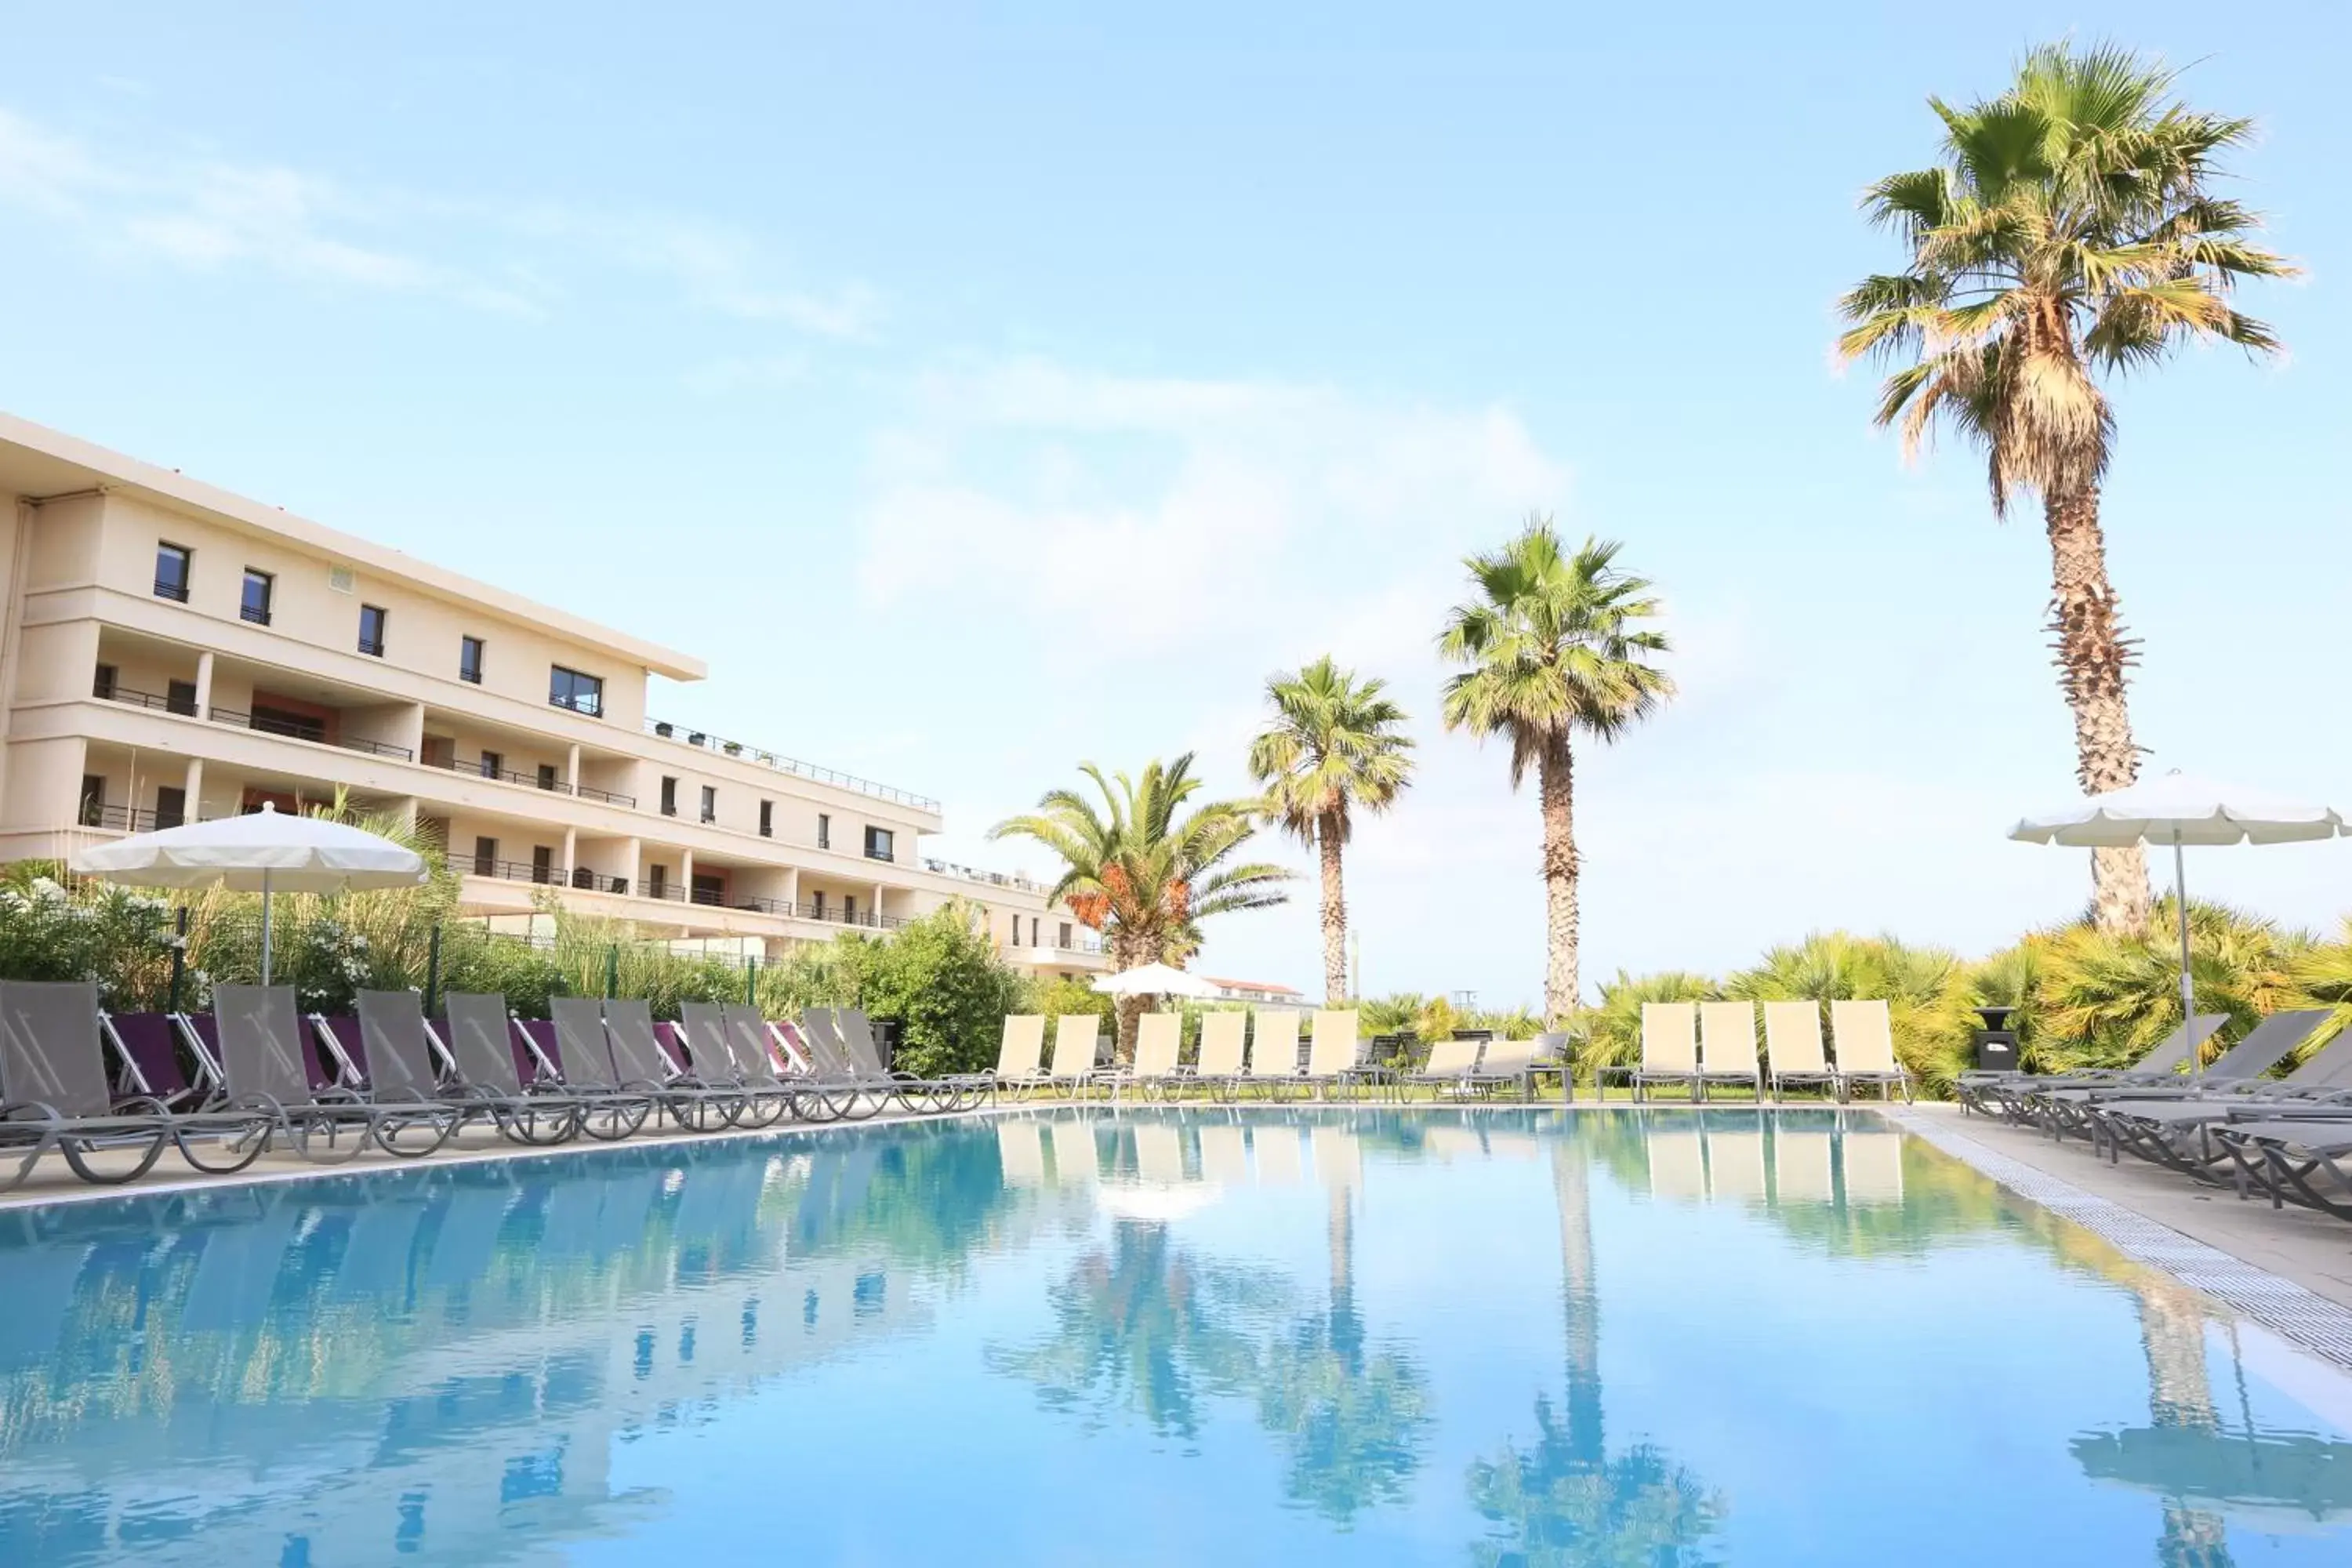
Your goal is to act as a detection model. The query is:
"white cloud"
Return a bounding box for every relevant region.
[855,358,1569,652]
[0,105,871,331]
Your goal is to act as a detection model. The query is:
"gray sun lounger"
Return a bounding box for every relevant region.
[1974,1012,2227,1120]
[2031,1010,2332,1142]
[2080,1015,2346,1175]
[683,1002,796,1126]
[208,984,412,1166]
[0,979,176,1188]
[607,997,745,1130]
[546,996,665,1138]
[374,989,583,1147]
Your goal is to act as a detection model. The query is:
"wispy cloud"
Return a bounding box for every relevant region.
[0,105,875,332]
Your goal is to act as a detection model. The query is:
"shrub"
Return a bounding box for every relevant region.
[859,906,1025,1077]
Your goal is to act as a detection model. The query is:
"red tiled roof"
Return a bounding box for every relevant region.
[1202,976,1302,996]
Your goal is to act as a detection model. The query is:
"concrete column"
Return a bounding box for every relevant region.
[183,757,204,818]
[566,742,581,792]
[680,848,694,900]
[873,882,886,928]
[622,836,641,894]
[783,866,800,916]
[193,650,216,714]
[561,826,577,880]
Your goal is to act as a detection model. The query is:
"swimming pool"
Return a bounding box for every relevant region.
[2,1108,2348,1564]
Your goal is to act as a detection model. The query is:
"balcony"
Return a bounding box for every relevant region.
[642,716,939,812]
[466,858,633,895]
[209,705,416,763]
[423,753,640,811]
[94,681,198,717]
[74,802,203,833]
[153,576,189,603]
[731,895,906,930]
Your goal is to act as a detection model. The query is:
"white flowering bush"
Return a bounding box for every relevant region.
[0,868,176,1007]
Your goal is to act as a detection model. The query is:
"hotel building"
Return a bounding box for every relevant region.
[0,413,1105,978]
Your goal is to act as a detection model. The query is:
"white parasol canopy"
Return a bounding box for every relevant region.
[71,804,428,983]
[2011,771,2343,1071]
[1092,962,1221,1000]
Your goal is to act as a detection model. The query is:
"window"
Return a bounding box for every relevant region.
[537,764,559,792]
[154,543,191,602]
[810,890,826,920]
[816,813,830,851]
[648,863,668,898]
[1030,917,1040,947]
[459,636,485,685]
[864,826,894,862]
[93,664,118,700]
[844,895,857,925]
[78,775,105,828]
[166,680,198,717]
[1059,921,1073,949]
[691,872,724,906]
[358,604,387,657]
[550,665,603,717]
[154,786,187,831]
[479,750,504,780]
[700,785,717,824]
[758,800,773,838]
[659,776,678,817]
[241,569,274,626]
[531,846,554,884]
[473,837,498,877]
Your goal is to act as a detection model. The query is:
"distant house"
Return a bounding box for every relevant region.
[1203,976,1305,1005]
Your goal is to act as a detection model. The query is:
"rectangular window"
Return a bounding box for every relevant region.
[1060,921,1073,949]
[93,664,118,700]
[250,703,325,744]
[758,800,773,838]
[659,776,678,817]
[816,813,830,851]
[648,863,668,898]
[700,785,717,824]
[549,665,603,717]
[1030,917,1040,947]
[531,846,554,884]
[810,890,826,920]
[459,636,485,684]
[473,837,498,877]
[154,543,191,602]
[479,750,503,780]
[78,775,105,828]
[863,826,894,862]
[154,786,187,831]
[241,568,274,626]
[844,895,857,926]
[691,873,724,906]
[536,764,558,792]
[166,679,198,717]
[358,604,387,657]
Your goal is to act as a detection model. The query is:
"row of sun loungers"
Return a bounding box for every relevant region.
[1609,1000,1911,1102]
[1958,1006,2352,1221]
[983,1009,1554,1102]
[0,979,988,1192]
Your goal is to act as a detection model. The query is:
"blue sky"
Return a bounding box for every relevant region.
[3,3,2347,1006]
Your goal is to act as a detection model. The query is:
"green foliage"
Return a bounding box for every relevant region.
[0,868,176,1009]
[1250,655,1416,848]
[1570,971,1719,1079]
[858,905,1025,1078]
[1023,973,1114,1026]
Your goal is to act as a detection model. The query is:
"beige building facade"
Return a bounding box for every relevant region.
[0,413,1104,978]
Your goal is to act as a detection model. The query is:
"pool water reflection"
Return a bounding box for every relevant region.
[2,1109,2349,1565]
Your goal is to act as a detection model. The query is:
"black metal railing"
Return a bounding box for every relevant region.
[96,682,200,716]
[577,782,636,807]
[208,706,416,762]
[357,637,385,658]
[921,857,1043,892]
[240,604,271,626]
[154,577,189,602]
[420,753,639,809]
[642,716,941,812]
[864,846,893,862]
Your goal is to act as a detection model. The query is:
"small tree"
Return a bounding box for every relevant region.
[858,904,1025,1077]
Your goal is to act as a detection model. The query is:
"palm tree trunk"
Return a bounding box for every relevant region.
[2045,486,2152,932]
[1317,817,1348,1005]
[1109,931,1147,1065]
[1537,738,1580,1018]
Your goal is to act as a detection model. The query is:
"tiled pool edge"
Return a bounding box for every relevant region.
[1886,1105,2352,1375]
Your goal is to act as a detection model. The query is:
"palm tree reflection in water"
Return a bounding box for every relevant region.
[1464,1142,1722,1566]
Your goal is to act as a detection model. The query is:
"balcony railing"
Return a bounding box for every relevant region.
[922,857,1043,893]
[464,859,635,895]
[576,782,636,807]
[209,706,416,763]
[416,753,639,808]
[154,577,189,603]
[641,717,940,812]
[95,682,200,717]
[75,803,194,833]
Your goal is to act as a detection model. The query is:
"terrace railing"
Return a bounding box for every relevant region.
[642,717,940,813]
[209,706,416,763]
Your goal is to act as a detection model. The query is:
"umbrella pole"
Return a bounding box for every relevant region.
[260,867,274,989]
[2173,831,2195,1077]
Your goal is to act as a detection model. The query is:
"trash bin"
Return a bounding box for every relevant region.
[874,1017,902,1071]
[1972,1006,2020,1073]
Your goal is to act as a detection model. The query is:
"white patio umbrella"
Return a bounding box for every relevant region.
[1093,961,1221,1001]
[2010,771,2343,1067]
[70,804,428,985]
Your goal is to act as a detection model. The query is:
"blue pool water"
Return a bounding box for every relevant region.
[3,1108,2350,1565]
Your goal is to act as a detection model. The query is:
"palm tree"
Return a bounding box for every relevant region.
[992,754,1290,1059]
[1249,656,1416,1005]
[1838,42,2295,933]
[1439,518,1673,1018]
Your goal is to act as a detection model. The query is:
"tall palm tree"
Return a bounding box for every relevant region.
[1838,42,2294,933]
[992,753,1290,1059]
[1249,656,1416,1005]
[1439,519,1673,1019]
